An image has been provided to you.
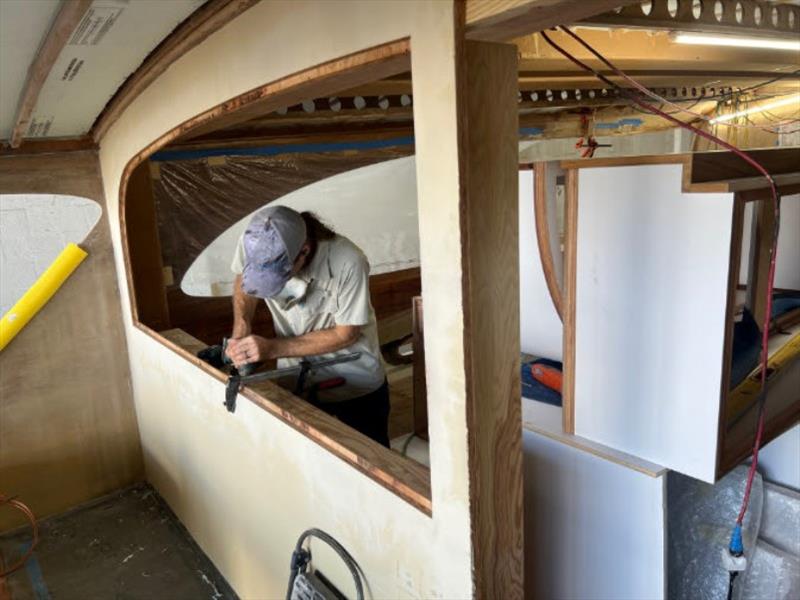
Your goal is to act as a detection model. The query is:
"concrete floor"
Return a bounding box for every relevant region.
[0,485,237,600]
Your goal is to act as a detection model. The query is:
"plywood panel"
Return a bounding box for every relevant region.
[574,164,734,482]
[0,151,142,531]
[523,429,666,600]
[519,168,562,360]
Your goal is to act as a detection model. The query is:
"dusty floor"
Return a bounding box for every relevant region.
[0,484,237,600]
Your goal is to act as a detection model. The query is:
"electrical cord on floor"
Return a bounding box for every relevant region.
[542,27,783,595]
[0,493,39,578]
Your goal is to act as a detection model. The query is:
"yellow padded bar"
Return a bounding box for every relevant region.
[0,243,88,351]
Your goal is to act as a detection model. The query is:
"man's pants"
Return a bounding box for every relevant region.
[318,379,390,448]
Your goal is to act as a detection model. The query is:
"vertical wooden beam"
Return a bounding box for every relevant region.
[9,0,93,148]
[125,161,170,330]
[561,168,578,434]
[411,296,429,441]
[746,197,777,329]
[458,38,524,599]
[716,195,746,478]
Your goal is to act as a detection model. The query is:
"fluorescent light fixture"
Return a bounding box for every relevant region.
[711,94,800,123]
[673,32,800,51]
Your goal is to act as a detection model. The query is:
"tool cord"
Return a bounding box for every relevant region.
[0,494,39,578]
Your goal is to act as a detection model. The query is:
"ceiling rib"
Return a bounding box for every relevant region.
[8,0,92,149]
[581,0,800,38]
[90,0,260,143]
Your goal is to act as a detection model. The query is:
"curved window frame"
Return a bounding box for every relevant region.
[119,38,432,515]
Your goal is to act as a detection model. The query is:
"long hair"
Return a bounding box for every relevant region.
[301,211,335,242]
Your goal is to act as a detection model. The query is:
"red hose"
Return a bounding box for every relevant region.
[0,494,39,578]
[541,28,782,526]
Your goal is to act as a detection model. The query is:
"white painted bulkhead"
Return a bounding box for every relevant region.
[97,2,473,597]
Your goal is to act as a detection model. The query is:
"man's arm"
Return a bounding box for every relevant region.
[232,274,258,338]
[226,326,360,368]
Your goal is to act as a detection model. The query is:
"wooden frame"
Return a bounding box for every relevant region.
[7,0,93,148]
[118,39,435,514]
[559,150,800,478]
[533,162,564,321]
[457,36,524,598]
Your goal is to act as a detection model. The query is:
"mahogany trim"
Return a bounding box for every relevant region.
[533,162,564,321]
[117,38,432,514]
[561,167,578,434]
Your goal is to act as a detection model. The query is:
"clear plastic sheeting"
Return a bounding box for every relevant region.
[150,145,412,296]
[668,465,763,600]
[179,156,420,297]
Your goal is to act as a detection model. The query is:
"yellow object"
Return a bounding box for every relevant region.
[728,331,800,419]
[0,243,88,351]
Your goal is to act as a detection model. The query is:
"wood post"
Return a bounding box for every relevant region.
[457,38,524,599]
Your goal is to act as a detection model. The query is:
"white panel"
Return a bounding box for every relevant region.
[0,0,61,138]
[519,169,563,360]
[28,0,205,137]
[776,194,800,290]
[574,164,734,482]
[523,429,666,600]
[756,424,800,492]
[181,156,420,296]
[0,194,101,315]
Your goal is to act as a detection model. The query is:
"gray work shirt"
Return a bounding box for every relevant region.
[232,234,384,402]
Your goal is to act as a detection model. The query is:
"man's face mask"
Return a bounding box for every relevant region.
[272,276,309,310]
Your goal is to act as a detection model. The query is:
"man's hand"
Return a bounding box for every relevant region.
[226,335,274,367]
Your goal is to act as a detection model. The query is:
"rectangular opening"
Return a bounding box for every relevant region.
[121,40,434,514]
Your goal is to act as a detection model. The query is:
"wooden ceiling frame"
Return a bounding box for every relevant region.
[7,0,93,149]
[465,0,641,42]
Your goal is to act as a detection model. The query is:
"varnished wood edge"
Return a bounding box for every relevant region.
[137,322,432,515]
[91,0,261,142]
[117,38,431,515]
[561,167,578,435]
[532,162,564,321]
[715,195,746,480]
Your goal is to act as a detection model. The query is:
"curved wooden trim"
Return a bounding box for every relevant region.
[533,162,564,321]
[91,0,261,143]
[116,38,430,512]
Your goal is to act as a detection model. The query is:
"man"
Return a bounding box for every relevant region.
[225,205,390,447]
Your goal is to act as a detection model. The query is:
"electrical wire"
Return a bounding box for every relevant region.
[556,27,799,133]
[543,24,782,545]
[0,493,39,578]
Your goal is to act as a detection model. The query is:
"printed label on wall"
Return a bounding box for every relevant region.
[69,6,125,46]
[26,116,55,138]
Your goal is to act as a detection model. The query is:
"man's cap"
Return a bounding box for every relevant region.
[242,205,307,298]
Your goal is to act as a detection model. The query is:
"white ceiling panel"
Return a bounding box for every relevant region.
[0,0,61,139]
[26,0,206,138]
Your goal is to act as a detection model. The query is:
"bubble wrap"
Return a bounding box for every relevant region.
[668,465,763,600]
